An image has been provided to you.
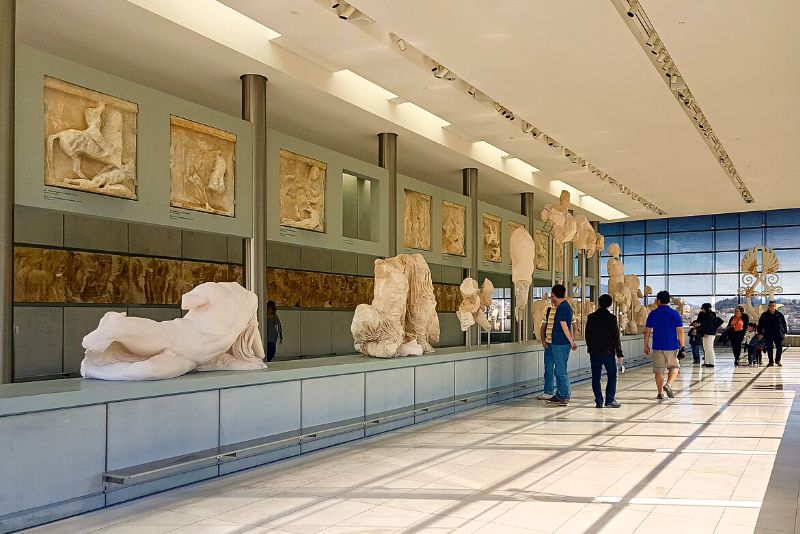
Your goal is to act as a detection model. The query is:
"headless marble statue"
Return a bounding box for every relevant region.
[510,226,535,320]
[541,190,577,244]
[457,277,494,332]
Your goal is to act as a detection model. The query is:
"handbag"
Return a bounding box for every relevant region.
[677,347,686,360]
[711,316,724,331]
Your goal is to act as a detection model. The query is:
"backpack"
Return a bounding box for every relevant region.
[711,316,724,332]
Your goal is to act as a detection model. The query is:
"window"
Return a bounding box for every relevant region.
[715,252,740,273]
[489,288,512,333]
[623,255,644,276]
[342,172,375,241]
[668,275,712,295]
[669,215,713,232]
[739,228,764,250]
[646,233,668,254]
[740,211,763,228]
[624,234,645,255]
[669,253,713,274]
[767,226,800,249]
[715,230,739,251]
[766,209,800,227]
[646,255,667,275]
[668,231,713,253]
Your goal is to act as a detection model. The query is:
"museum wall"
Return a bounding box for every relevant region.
[12,205,244,381]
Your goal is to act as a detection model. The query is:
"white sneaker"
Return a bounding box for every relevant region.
[537,394,553,400]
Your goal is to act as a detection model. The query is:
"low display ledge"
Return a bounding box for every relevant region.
[0,336,644,417]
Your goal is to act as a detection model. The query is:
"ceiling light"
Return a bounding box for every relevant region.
[432,64,456,80]
[655,49,669,63]
[520,120,534,134]
[579,158,587,167]
[645,34,661,48]
[546,137,560,148]
[393,37,407,51]
[627,0,639,17]
[563,148,573,158]
[532,130,545,140]
[330,0,340,7]
[336,4,356,19]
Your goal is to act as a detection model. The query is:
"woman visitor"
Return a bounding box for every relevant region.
[696,303,720,368]
[727,305,749,366]
[265,300,283,363]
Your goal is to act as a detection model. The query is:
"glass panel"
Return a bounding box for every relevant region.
[624,234,645,254]
[714,213,739,229]
[623,220,645,234]
[776,249,800,271]
[774,295,800,334]
[669,253,713,274]
[646,254,667,275]
[605,236,623,256]
[600,277,609,295]
[599,222,621,236]
[646,233,668,254]
[645,276,667,293]
[646,219,667,232]
[668,275,712,295]
[779,272,800,294]
[715,252,740,273]
[668,231,713,253]
[600,259,608,277]
[715,296,740,317]
[672,295,713,324]
[740,211,763,228]
[715,230,739,251]
[766,209,800,227]
[623,255,644,275]
[488,287,511,333]
[740,228,764,250]
[715,274,740,295]
[766,226,800,249]
[669,215,713,232]
[342,173,373,241]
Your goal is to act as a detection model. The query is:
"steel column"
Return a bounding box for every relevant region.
[377,133,398,257]
[463,168,478,347]
[0,0,15,383]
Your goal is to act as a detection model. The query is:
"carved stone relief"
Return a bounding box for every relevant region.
[534,229,550,271]
[441,200,466,256]
[279,149,326,232]
[66,251,114,303]
[170,116,236,217]
[44,76,138,199]
[457,277,493,332]
[433,284,461,313]
[14,247,69,303]
[266,268,303,308]
[403,189,432,251]
[554,242,565,273]
[482,213,502,262]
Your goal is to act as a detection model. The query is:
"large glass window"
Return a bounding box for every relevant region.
[600,209,800,331]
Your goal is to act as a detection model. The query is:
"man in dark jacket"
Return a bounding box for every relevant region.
[758,301,788,367]
[585,294,624,408]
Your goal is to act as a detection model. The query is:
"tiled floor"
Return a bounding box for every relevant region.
[27,349,800,534]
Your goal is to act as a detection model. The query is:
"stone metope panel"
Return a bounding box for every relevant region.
[279,149,326,233]
[441,200,466,256]
[403,189,432,251]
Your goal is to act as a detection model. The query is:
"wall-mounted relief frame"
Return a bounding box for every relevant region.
[266,130,389,257]
[533,219,553,281]
[15,45,254,237]
[477,200,528,275]
[396,174,473,269]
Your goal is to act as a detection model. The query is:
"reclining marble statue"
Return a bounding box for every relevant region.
[351,253,440,358]
[457,277,494,332]
[510,226,534,321]
[81,282,267,380]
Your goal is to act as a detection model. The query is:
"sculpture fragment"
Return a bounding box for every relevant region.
[441,201,466,256]
[534,229,550,271]
[532,294,550,340]
[482,214,502,262]
[510,226,534,319]
[403,189,432,250]
[457,277,494,332]
[81,282,267,380]
[351,254,439,358]
[540,190,576,244]
[44,77,137,199]
[170,116,236,217]
[279,149,326,232]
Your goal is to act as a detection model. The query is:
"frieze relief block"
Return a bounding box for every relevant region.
[534,229,550,271]
[44,76,138,199]
[441,201,466,256]
[403,189,432,251]
[170,116,236,217]
[279,149,326,232]
[482,213,502,262]
[14,247,69,303]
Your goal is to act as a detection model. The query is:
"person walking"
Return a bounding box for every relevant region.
[644,290,684,400]
[541,284,577,406]
[758,301,788,367]
[688,320,702,364]
[585,294,624,408]
[265,300,283,363]
[696,303,719,368]
[726,306,749,366]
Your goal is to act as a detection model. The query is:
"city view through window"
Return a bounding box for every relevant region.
[600,209,800,333]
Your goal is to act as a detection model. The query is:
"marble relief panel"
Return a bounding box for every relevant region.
[534,229,550,271]
[266,268,303,307]
[229,264,245,286]
[482,213,502,263]
[129,257,183,305]
[65,251,114,303]
[441,201,466,256]
[182,261,229,297]
[44,76,138,199]
[14,247,69,303]
[554,241,565,273]
[279,149,326,232]
[169,116,236,217]
[403,189,432,251]
[433,284,460,313]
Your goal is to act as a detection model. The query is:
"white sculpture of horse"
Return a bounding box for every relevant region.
[81,282,267,380]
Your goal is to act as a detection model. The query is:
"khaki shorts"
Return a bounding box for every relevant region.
[652,349,680,373]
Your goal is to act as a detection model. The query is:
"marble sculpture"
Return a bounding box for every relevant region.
[170,116,236,217]
[80,282,267,380]
[624,274,650,335]
[441,201,466,256]
[540,190,576,244]
[44,76,138,199]
[534,229,550,271]
[510,226,534,320]
[351,254,439,358]
[482,214,502,262]
[606,243,628,331]
[279,149,326,232]
[532,294,550,340]
[403,189,432,250]
[457,277,494,332]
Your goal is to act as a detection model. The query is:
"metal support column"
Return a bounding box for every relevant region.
[241,74,268,345]
[0,0,14,383]
[591,221,601,305]
[377,133,398,257]
[463,168,478,347]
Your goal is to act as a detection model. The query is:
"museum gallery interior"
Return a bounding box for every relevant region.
[0,1,799,533]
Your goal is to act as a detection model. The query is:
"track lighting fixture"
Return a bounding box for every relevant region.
[645,34,661,48]
[393,37,407,51]
[563,148,573,158]
[336,4,356,19]
[532,130,545,140]
[520,120,534,134]
[493,102,514,120]
[626,0,639,17]
[330,0,340,7]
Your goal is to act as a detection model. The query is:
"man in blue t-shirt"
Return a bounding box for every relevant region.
[542,283,577,406]
[644,290,685,400]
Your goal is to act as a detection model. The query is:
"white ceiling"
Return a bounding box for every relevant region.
[16,0,800,221]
